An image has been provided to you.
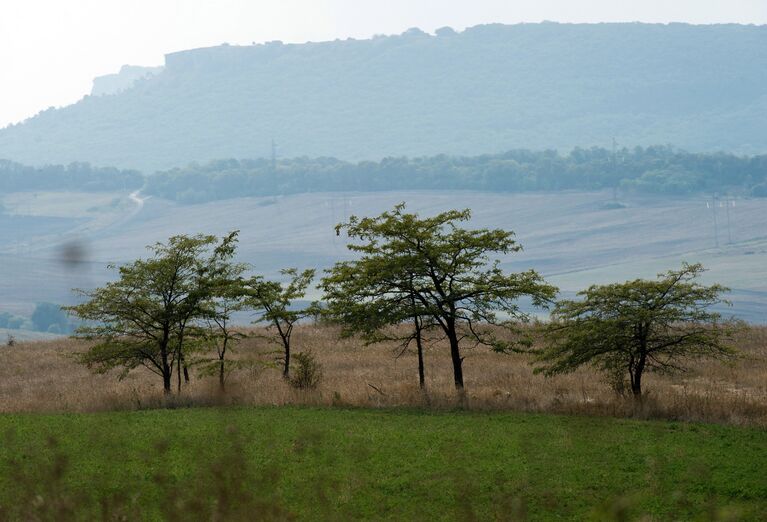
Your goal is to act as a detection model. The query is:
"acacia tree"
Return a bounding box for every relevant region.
[536,263,739,397]
[67,233,238,394]
[322,204,557,391]
[323,261,436,389]
[248,268,316,379]
[192,234,251,392]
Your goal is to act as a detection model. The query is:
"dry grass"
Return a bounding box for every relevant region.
[1,325,766,427]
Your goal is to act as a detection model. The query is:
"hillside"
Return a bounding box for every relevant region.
[1,189,766,323]
[1,23,766,171]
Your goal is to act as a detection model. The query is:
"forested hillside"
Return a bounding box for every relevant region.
[146,147,767,203]
[1,23,766,171]
[0,160,142,192]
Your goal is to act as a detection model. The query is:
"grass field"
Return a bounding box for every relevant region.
[1,406,766,521]
[2,325,766,428]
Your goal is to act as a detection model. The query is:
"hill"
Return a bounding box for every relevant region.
[1,23,766,171]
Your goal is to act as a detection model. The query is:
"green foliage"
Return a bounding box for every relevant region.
[288,351,323,390]
[323,203,557,389]
[0,408,766,520]
[0,159,142,192]
[248,268,316,378]
[2,24,767,171]
[188,232,259,389]
[537,263,739,396]
[66,233,240,392]
[143,147,767,203]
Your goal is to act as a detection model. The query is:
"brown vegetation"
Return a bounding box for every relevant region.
[1,325,766,426]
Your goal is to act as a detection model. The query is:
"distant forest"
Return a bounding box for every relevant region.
[0,160,142,192]
[3,147,766,202]
[145,147,767,203]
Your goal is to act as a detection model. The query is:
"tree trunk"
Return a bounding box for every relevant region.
[177,352,182,393]
[446,326,464,391]
[414,316,425,389]
[219,358,226,392]
[178,330,190,384]
[160,336,172,394]
[283,341,291,379]
[162,370,172,394]
[631,353,647,397]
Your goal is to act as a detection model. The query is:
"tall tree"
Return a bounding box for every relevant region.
[248,268,316,379]
[536,263,739,397]
[67,233,238,394]
[323,203,557,391]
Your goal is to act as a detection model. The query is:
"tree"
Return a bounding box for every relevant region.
[536,263,738,397]
[192,233,251,392]
[322,203,557,391]
[248,268,316,379]
[323,257,436,389]
[66,233,238,394]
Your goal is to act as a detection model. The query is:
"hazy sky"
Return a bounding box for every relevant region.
[1,0,766,129]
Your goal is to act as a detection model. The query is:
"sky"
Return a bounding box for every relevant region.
[1,0,766,129]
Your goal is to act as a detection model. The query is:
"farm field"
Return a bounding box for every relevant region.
[1,406,766,520]
[1,189,766,327]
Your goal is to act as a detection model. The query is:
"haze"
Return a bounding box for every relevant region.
[1,0,766,129]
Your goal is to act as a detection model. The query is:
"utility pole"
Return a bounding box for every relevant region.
[724,196,733,244]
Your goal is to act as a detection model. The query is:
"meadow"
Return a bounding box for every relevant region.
[2,325,766,425]
[1,406,766,520]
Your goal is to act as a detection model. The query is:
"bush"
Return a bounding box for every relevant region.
[289,351,322,390]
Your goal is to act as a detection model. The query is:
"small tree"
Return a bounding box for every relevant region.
[323,261,436,389]
[193,235,251,392]
[536,263,738,397]
[67,233,238,394]
[248,268,316,379]
[323,203,557,391]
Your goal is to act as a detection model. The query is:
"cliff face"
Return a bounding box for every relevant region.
[1,23,766,171]
[91,65,163,97]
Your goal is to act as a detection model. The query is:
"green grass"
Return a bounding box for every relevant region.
[1,407,765,520]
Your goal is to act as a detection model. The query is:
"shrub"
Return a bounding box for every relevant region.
[289,351,322,390]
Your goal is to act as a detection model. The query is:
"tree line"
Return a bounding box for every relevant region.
[4,147,766,203]
[67,204,739,399]
[0,159,143,193]
[145,147,767,204]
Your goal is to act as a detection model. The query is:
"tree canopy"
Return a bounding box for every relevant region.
[322,203,557,391]
[248,268,316,379]
[66,233,239,393]
[536,263,739,397]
